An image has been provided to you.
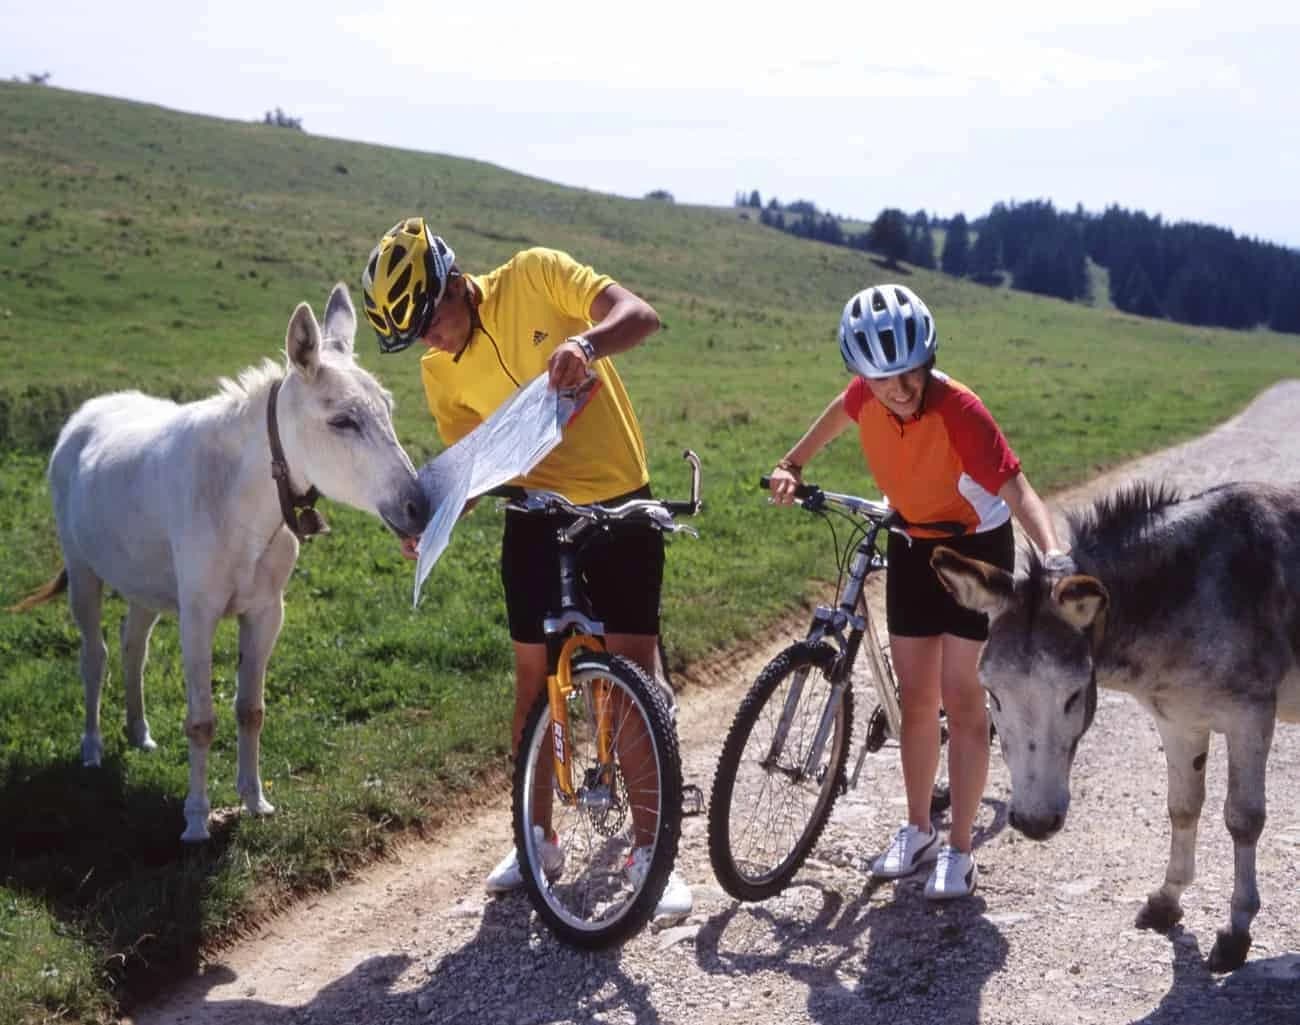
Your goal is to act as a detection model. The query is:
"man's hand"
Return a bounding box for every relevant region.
[401,536,419,561]
[548,338,595,391]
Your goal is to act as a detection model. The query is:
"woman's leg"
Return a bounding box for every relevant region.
[938,633,990,852]
[890,634,944,832]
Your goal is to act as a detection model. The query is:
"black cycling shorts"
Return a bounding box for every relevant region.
[500,486,665,644]
[885,520,1015,641]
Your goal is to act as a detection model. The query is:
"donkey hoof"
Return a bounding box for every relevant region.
[243,795,276,817]
[1206,929,1251,973]
[180,820,211,844]
[81,735,104,768]
[128,720,157,752]
[1135,896,1183,932]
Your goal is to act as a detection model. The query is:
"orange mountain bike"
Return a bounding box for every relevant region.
[498,451,701,947]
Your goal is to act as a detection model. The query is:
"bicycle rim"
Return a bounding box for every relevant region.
[708,642,851,901]
[515,652,682,948]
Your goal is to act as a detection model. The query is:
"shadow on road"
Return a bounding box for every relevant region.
[696,872,1009,1024]
[411,892,666,1025]
[126,954,414,1024]
[1125,926,1300,1025]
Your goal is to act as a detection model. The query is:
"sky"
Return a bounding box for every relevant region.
[5,1,1300,248]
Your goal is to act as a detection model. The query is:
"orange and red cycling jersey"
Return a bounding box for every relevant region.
[842,371,1021,539]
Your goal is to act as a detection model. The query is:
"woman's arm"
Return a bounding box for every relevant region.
[999,471,1069,562]
[769,392,856,505]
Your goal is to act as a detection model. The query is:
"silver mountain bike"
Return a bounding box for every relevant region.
[707,477,964,901]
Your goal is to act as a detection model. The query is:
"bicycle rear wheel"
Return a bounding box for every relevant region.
[514,651,682,948]
[708,641,851,901]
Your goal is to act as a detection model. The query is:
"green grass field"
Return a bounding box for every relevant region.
[1,82,1297,1024]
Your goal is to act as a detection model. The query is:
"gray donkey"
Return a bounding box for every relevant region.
[932,481,1300,972]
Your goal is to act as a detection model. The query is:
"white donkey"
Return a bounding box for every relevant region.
[12,283,429,842]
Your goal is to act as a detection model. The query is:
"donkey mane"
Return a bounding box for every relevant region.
[1021,481,1187,588]
[215,358,286,411]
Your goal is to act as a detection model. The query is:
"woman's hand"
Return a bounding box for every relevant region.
[769,463,802,505]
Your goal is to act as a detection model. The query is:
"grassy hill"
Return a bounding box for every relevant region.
[1,81,1297,1023]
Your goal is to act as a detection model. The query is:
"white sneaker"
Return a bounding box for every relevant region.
[870,823,940,879]
[484,827,564,894]
[925,845,978,900]
[624,846,693,920]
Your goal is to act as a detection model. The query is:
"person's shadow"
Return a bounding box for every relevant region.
[1125,926,1300,1025]
[694,796,1011,1024]
[408,890,665,1025]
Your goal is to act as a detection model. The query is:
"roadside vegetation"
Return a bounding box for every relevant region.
[1,81,1297,1024]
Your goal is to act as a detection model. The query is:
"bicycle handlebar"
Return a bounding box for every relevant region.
[493,450,703,532]
[758,475,965,537]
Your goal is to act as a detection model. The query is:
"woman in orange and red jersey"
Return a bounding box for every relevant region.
[768,284,1073,900]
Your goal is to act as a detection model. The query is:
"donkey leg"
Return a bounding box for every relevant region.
[66,564,107,767]
[1137,720,1209,932]
[1207,705,1275,972]
[120,603,160,752]
[178,602,221,843]
[234,602,283,817]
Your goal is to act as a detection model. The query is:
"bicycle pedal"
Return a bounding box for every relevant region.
[680,783,705,817]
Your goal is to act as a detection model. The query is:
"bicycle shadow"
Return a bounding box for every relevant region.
[410,891,667,1025]
[1122,927,1300,1025]
[126,955,415,1023]
[696,871,1009,1024]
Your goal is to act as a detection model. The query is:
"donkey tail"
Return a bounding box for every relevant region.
[8,568,69,612]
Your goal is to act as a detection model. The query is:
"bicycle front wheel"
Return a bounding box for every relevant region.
[708,641,851,901]
[514,651,682,948]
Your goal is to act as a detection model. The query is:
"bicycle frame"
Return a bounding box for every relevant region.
[508,450,703,805]
[759,480,962,794]
[769,512,893,791]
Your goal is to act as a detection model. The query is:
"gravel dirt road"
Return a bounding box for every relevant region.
[128,381,1300,1025]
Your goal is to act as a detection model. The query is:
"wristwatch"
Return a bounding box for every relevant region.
[571,335,597,362]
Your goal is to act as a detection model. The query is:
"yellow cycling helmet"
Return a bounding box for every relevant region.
[360,217,457,353]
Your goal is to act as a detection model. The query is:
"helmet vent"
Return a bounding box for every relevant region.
[905,318,916,346]
[871,290,888,313]
[388,265,413,303]
[392,295,409,324]
[388,245,408,272]
[878,328,897,362]
[851,296,862,319]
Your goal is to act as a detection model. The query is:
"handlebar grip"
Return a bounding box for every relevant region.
[663,500,700,516]
[485,484,528,501]
[759,475,821,501]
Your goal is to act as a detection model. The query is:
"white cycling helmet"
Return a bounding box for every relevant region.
[838,284,937,378]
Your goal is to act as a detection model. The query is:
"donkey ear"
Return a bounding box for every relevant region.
[321,282,357,357]
[1051,575,1109,631]
[286,301,322,379]
[931,546,1014,618]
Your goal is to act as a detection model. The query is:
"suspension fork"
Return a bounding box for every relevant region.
[766,529,879,778]
[547,633,605,799]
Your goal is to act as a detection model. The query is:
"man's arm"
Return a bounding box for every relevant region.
[548,283,659,390]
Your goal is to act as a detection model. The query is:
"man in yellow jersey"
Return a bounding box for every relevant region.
[360,218,691,918]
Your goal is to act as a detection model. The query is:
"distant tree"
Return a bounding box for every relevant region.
[1270,271,1300,334]
[748,189,762,208]
[969,221,1002,284]
[908,210,936,269]
[645,189,674,202]
[941,214,971,276]
[26,71,52,85]
[1119,263,1162,318]
[261,107,303,130]
[867,208,910,266]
